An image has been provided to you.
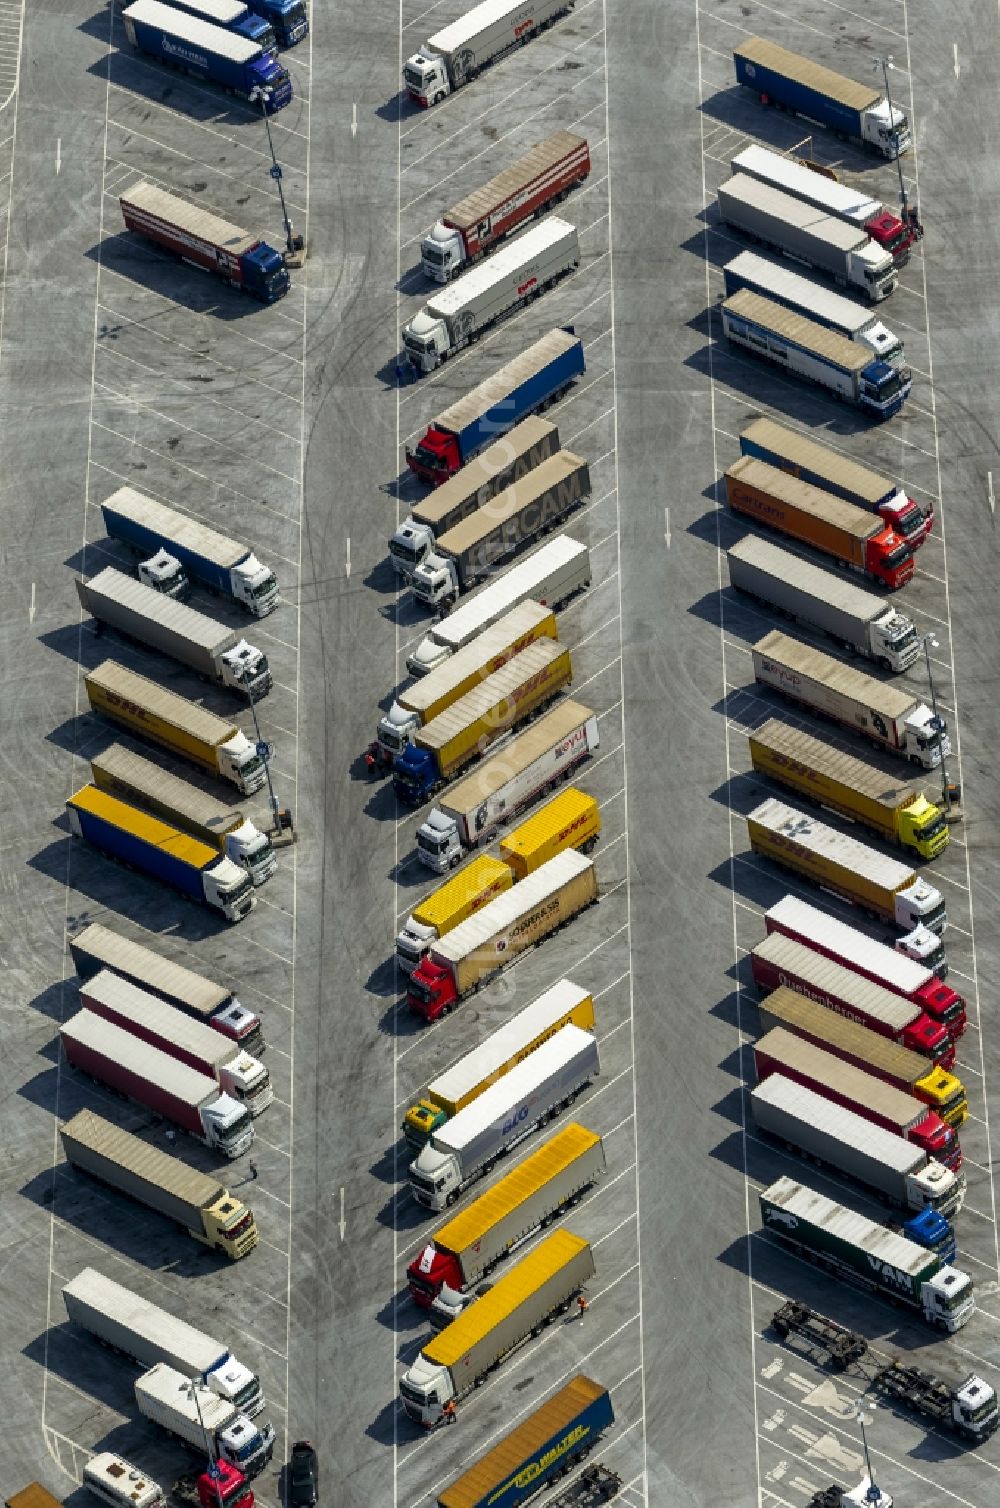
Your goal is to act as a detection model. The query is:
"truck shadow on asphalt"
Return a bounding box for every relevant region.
[363,558,404,597]
[81,41,277,133]
[373,1291,427,1337]
[709,685,785,737]
[686,501,747,558]
[28,837,236,945]
[707,852,792,917]
[365,1397,401,1448]
[87,234,270,323]
[22,1323,142,1416]
[709,765,778,818]
[375,1184,432,1237]
[698,89,887,181]
[397,263,430,297]
[374,92,424,125]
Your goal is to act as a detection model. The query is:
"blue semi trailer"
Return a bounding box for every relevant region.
[436,1374,614,1508]
[733,37,911,160]
[405,327,586,485]
[122,0,293,109]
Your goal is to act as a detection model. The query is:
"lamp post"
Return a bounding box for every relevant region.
[242,667,280,826]
[856,1406,888,1505]
[249,85,296,254]
[921,632,952,812]
[186,1378,226,1508]
[872,55,908,218]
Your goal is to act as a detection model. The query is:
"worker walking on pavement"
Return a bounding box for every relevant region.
[576,1294,589,1320]
[442,1398,457,1425]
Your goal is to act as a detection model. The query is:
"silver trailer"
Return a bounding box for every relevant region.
[727,535,919,672]
[75,567,271,696]
[750,1073,962,1217]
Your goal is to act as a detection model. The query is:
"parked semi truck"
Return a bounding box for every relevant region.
[408,1121,603,1304]
[377,600,557,762]
[727,535,919,672]
[60,1108,258,1257]
[61,1010,255,1157]
[751,1074,963,1216]
[725,456,912,589]
[396,856,513,977]
[90,743,275,885]
[748,719,947,859]
[422,132,590,281]
[399,1230,594,1426]
[729,144,913,262]
[411,451,591,609]
[100,487,279,616]
[135,1364,274,1475]
[417,699,599,871]
[772,1303,998,1444]
[721,290,911,419]
[118,183,289,304]
[85,660,267,794]
[67,785,256,923]
[406,328,584,483]
[392,638,572,805]
[718,175,896,301]
[723,252,905,367]
[403,219,580,372]
[399,792,597,969]
[760,1178,972,1329]
[750,932,955,1068]
[76,568,271,697]
[435,1374,614,1507]
[121,0,292,107]
[408,534,589,675]
[740,416,931,541]
[243,0,306,47]
[754,1026,960,1169]
[757,985,966,1127]
[70,920,264,1055]
[403,0,575,107]
[746,796,947,934]
[403,979,595,1145]
[83,1452,251,1508]
[751,629,949,769]
[409,1023,599,1208]
[734,37,911,158]
[78,970,272,1116]
[392,420,560,578]
[157,0,276,50]
[70,910,263,1055]
[63,1267,264,1414]
[408,851,598,1019]
[765,893,964,1032]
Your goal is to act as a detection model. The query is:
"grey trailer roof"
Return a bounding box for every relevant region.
[90,742,243,836]
[752,630,916,719]
[723,287,869,374]
[434,329,580,435]
[426,219,576,319]
[734,36,881,113]
[437,451,588,558]
[723,251,874,334]
[102,485,246,569]
[727,456,877,541]
[60,1108,226,1204]
[751,1073,923,1172]
[740,418,896,507]
[84,660,239,746]
[79,969,231,1070]
[77,568,236,652]
[70,920,231,1014]
[720,175,866,253]
[730,145,881,222]
[61,1009,217,1106]
[728,534,885,618]
[417,638,565,754]
[433,850,593,963]
[63,1266,227,1373]
[122,0,261,60]
[413,417,558,530]
[762,1176,930,1275]
[445,132,588,230]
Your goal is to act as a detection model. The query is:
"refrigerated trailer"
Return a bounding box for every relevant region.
[403,0,576,107]
[59,1108,258,1257]
[751,629,949,769]
[727,535,919,671]
[764,893,964,1034]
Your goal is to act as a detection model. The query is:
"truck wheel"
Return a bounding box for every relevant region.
[433,92,446,105]
[448,853,461,869]
[446,1189,460,1207]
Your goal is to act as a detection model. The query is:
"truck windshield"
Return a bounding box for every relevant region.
[389,538,418,565]
[408,977,432,1004]
[918,814,948,846]
[234,1435,262,1463]
[218,1109,253,1151]
[874,370,907,400]
[423,246,447,266]
[398,1378,428,1406]
[409,1167,435,1193]
[230,875,255,906]
[403,331,430,354]
[223,1211,256,1240]
[403,65,425,89]
[285,1,308,22]
[380,726,407,753]
[413,446,447,474]
[883,544,912,571]
[416,830,447,857]
[252,575,278,598]
[888,625,916,654]
[895,510,923,540]
[233,1379,261,1411]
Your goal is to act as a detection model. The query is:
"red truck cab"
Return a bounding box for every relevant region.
[407,1241,458,1306]
[406,426,462,484]
[868,525,914,589]
[866,209,915,263]
[407,958,456,1021]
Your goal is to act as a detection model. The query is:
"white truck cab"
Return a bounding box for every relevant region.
[204,1091,256,1157]
[900,706,951,768]
[401,308,453,372]
[232,553,279,616]
[396,915,438,974]
[409,1141,461,1211]
[402,50,451,109]
[377,700,421,761]
[922,1266,975,1332]
[421,220,465,282]
[416,809,463,873]
[389,518,436,577]
[411,551,459,608]
[227,819,277,885]
[892,877,946,935]
[220,1051,274,1118]
[871,608,919,671]
[204,858,258,925]
[854,241,896,300]
[218,728,268,793]
[398,1350,452,1426]
[908,1158,963,1217]
[896,922,947,974]
[220,639,270,695]
[859,319,904,368]
[138,548,188,598]
[864,99,910,157]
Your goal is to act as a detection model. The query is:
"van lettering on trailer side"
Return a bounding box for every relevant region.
[867,1255,917,1291]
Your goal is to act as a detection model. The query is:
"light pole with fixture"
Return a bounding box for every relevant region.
[872,55,908,219]
[249,85,299,257]
[241,666,280,828]
[920,633,952,813]
[185,1378,226,1508]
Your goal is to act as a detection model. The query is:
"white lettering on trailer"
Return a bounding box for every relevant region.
[161,37,209,68]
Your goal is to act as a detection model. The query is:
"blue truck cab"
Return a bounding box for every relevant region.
[392,746,436,806]
[122,0,293,110]
[858,358,911,421]
[244,0,309,47]
[901,1208,957,1267]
